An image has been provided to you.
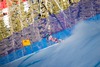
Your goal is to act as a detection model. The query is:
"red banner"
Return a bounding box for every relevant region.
[0,0,27,10]
[23,0,27,2]
[0,0,7,10]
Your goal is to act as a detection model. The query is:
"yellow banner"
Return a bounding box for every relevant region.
[22,40,31,46]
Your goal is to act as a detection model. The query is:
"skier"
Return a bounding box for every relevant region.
[46,23,62,43]
[46,32,61,43]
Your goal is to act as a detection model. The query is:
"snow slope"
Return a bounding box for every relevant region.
[1,18,100,67]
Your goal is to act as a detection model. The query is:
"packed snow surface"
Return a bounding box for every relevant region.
[1,20,100,67]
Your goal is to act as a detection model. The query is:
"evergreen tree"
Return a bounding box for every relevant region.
[0,20,9,41]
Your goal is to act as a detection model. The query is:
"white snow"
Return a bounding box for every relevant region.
[2,8,10,28]
[1,20,100,67]
[23,1,29,12]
